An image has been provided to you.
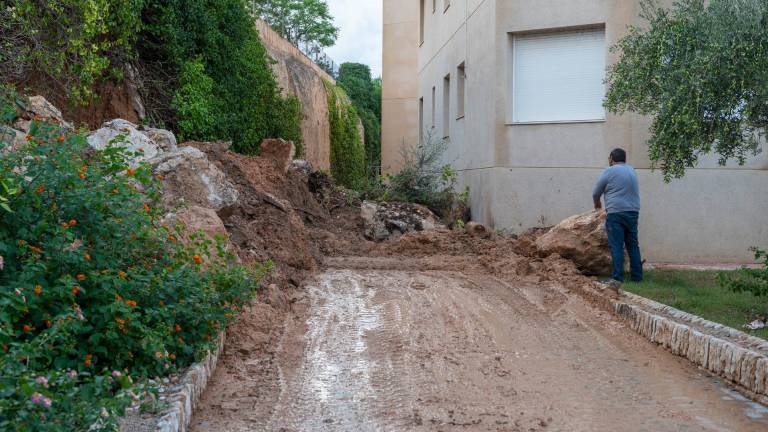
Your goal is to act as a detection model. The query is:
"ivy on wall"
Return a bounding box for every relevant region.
[323,79,365,188]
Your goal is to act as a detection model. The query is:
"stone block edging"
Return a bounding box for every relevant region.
[612,294,768,404]
[154,332,225,432]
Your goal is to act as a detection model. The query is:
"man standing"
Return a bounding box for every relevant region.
[592,148,643,291]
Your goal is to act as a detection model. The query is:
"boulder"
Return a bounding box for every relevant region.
[87,119,161,166]
[465,221,492,239]
[535,210,611,275]
[259,139,295,173]
[140,127,177,152]
[14,95,72,131]
[150,146,238,211]
[163,206,237,264]
[0,126,26,155]
[291,159,313,177]
[361,200,445,241]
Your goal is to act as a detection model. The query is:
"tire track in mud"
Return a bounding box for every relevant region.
[194,265,768,431]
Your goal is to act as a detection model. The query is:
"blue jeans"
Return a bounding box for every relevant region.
[606,211,643,283]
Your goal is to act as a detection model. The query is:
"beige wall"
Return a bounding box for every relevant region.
[382,0,420,172]
[383,0,768,263]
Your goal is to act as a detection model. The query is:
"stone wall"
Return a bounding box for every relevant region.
[256,19,333,171]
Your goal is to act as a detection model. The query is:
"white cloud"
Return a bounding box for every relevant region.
[324,0,383,77]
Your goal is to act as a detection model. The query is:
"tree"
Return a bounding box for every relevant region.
[337,63,381,171]
[604,0,768,181]
[250,0,339,53]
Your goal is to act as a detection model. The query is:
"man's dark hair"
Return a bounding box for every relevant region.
[610,148,627,163]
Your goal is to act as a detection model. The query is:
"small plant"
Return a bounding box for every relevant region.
[383,130,468,221]
[719,248,768,297]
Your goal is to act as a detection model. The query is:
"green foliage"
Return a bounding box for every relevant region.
[0,84,24,126]
[250,0,339,51]
[172,59,216,142]
[0,121,267,429]
[337,63,381,172]
[381,131,467,218]
[719,248,768,298]
[4,0,143,104]
[139,0,303,154]
[604,0,768,181]
[625,270,768,339]
[324,80,365,188]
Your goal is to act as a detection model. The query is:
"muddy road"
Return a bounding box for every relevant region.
[191,261,768,431]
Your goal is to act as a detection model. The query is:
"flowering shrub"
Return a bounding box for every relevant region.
[0,120,266,429]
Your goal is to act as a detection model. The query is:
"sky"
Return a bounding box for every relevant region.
[324,0,383,78]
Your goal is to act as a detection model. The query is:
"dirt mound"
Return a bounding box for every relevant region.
[536,210,611,275]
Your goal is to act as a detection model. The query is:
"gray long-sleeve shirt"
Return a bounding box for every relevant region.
[592,163,640,214]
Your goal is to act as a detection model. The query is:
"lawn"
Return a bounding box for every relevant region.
[623,270,768,340]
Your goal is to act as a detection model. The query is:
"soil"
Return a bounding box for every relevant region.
[180,146,768,431]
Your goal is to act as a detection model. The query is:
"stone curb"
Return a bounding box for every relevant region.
[612,292,768,404]
[154,332,226,432]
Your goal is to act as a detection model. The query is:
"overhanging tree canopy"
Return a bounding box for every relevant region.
[604,0,768,181]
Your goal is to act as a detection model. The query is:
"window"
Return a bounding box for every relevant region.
[444,0,450,12]
[443,74,450,138]
[511,29,606,123]
[431,86,436,128]
[432,0,436,13]
[456,62,466,119]
[419,0,425,45]
[419,97,424,143]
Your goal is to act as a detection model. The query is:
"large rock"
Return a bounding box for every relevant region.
[140,127,178,153]
[0,126,26,155]
[163,205,237,264]
[535,210,611,275]
[260,138,295,173]
[87,119,161,166]
[150,146,238,211]
[361,201,445,241]
[13,95,73,131]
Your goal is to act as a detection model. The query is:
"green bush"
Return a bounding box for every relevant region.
[324,80,365,188]
[383,131,467,218]
[139,0,303,154]
[337,63,381,172]
[172,59,216,142]
[0,120,266,429]
[719,248,768,297]
[5,0,143,104]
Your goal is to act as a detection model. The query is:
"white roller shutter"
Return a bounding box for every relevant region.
[512,29,606,123]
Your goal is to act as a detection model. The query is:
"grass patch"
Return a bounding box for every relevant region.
[623,270,768,340]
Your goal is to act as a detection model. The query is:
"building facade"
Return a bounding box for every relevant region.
[382,0,768,263]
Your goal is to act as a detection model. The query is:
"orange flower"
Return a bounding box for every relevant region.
[79,173,86,180]
[22,324,31,332]
[169,353,176,360]
[25,134,33,142]
[84,253,91,261]
[44,320,52,328]
[76,274,86,281]
[34,285,42,296]
[68,219,77,226]
[115,294,123,302]
[18,240,26,246]
[156,174,164,180]
[192,255,202,265]
[159,300,165,306]
[125,300,137,307]
[85,354,92,360]
[127,352,133,358]
[118,271,127,279]
[29,246,43,254]
[57,135,65,143]
[35,186,45,193]
[84,359,92,367]
[125,168,135,176]
[154,351,163,359]
[167,235,176,242]
[173,324,181,332]
[115,318,126,325]
[111,188,118,194]
[71,286,80,295]
[143,203,150,212]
